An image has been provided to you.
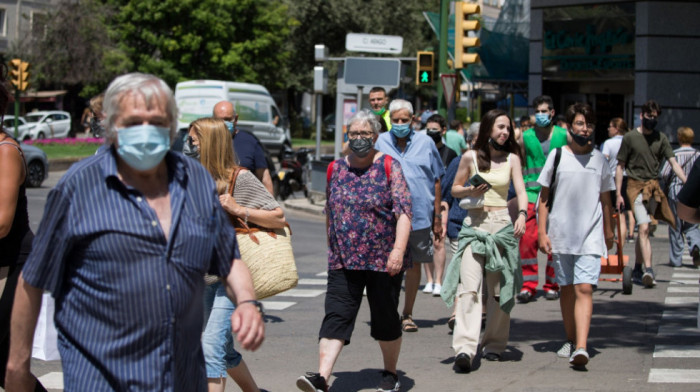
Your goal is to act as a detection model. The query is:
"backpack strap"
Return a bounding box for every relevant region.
[545,148,562,212]
[326,160,336,184]
[384,155,392,186]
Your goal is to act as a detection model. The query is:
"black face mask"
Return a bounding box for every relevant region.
[642,117,657,131]
[427,130,442,144]
[183,138,200,160]
[488,138,508,151]
[348,137,373,157]
[568,129,594,147]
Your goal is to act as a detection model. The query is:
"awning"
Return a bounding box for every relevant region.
[9,90,68,103]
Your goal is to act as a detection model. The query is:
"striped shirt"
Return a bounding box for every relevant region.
[22,147,239,391]
[660,146,700,199]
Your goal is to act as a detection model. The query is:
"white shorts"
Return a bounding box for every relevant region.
[632,193,652,226]
[553,254,601,286]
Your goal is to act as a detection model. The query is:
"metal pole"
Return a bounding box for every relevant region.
[356,86,363,112]
[14,88,20,139]
[436,0,450,118]
[315,94,322,160]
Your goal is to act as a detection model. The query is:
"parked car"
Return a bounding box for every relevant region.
[24,111,72,140]
[2,115,32,141]
[19,142,49,187]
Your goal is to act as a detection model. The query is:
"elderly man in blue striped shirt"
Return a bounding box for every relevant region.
[5,73,264,391]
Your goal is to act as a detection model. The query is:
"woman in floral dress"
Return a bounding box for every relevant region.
[296,110,412,392]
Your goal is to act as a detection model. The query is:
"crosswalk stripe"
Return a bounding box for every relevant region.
[657,325,700,336]
[665,297,699,305]
[649,368,700,383]
[662,310,697,320]
[316,271,328,277]
[37,372,63,389]
[671,273,700,278]
[275,288,326,297]
[298,278,327,285]
[669,279,699,285]
[654,345,700,358]
[261,301,296,310]
[668,287,699,293]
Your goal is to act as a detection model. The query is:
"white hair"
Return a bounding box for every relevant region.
[389,99,413,116]
[347,109,381,135]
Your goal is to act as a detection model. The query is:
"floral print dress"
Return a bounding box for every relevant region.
[326,154,412,272]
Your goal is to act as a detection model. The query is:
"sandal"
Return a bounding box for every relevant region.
[401,314,418,332]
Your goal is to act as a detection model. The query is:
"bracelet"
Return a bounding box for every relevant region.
[244,207,249,226]
[238,299,265,316]
[518,209,527,217]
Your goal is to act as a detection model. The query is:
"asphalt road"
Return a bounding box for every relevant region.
[11,170,700,391]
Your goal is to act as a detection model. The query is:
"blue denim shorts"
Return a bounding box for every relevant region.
[202,281,242,378]
[553,254,601,286]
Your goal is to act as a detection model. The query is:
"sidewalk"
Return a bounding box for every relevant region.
[283,196,325,216]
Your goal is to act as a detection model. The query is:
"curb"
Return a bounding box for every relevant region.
[49,157,83,172]
[283,198,325,216]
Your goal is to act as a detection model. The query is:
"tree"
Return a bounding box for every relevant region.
[110,0,296,88]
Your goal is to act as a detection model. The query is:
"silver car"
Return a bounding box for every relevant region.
[3,116,32,141]
[24,111,72,139]
[19,143,49,187]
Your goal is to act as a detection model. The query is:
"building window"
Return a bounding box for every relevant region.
[0,9,6,36]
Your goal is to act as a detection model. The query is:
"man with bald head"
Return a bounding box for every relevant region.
[213,101,273,194]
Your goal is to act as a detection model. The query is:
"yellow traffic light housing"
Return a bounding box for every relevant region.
[416,51,434,86]
[454,2,481,69]
[9,58,30,91]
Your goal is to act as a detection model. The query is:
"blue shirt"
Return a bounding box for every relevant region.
[375,130,445,230]
[22,147,239,392]
[234,130,268,172]
[441,155,468,239]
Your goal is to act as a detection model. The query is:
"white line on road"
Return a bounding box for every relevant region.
[654,345,700,358]
[665,297,699,305]
[668,280,699,285]
[261,301,296,310]
[649,368,700,383]
[274,288,326,297]
[38,372,64,389]
[672,273,700,279]
[667,286,699,293]
[662,310,697,320]
[316,271,328,277]
[657,325,700,336]
[297,278,327,285]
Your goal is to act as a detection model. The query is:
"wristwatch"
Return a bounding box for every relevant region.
[239,299,265,317]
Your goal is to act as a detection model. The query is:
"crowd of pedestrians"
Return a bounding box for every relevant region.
[1,70,698,392]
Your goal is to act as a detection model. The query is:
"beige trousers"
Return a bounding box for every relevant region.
[452,209,512,359]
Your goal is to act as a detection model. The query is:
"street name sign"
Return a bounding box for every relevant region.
[343,58,401,88]
[345,33,403,54]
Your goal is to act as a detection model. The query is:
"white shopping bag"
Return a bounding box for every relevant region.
[32,292,60,361]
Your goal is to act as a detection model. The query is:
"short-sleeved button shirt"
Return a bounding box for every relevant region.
[22,148,239,391]
[375,131,445,230]
[616,129,674,181]
[678,158,700,209]
[233,130,269,172]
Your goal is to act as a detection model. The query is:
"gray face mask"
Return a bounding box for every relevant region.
[348,137,374,157]
[182,138,200,160]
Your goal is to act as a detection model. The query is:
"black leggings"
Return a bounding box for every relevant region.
[0,263,47,391]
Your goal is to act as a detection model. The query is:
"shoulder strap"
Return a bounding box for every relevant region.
[546,148,562,212]
[228,167,246,196]
[384,154,392,183]
[471,150,479,174]
[0,140,27,168]
[326,160,336,184]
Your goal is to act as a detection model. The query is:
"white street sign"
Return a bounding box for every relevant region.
[345,33,403,54]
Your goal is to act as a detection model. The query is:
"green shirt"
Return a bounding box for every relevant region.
[444,130,467,156]
[617,130,674,181]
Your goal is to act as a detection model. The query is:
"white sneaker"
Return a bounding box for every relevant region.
[423,282,434,293]
[432,283,442,296]
[569,347,589,366]
[556,341,573,358]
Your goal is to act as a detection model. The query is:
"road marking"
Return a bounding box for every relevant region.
[298,278,327,285]
[649,368,700,383]
[38,372,63,389]
[654,345,700,358]
[668,279,699,285]
[316,271,328,277]
[657,325,700,336]
[261,301,296,310]
[275,288,326,297]
[672,273,700,279]
[663,310,698,320]
[665,297,699,305]
[667,286,699,293]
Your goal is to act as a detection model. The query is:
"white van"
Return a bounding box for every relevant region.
[174,80,290,154]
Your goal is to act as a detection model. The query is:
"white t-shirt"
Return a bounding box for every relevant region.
[537,148,615,256]
[600,135,625,175]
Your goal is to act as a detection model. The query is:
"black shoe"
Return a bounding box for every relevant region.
[376,370,400,391]
[692,246,700,267]
[296,372,328,392]
[454,353,471,373]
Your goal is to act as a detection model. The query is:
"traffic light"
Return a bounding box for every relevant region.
[9,59,30,91]
[454,1,481,69]
[416,51,434,86]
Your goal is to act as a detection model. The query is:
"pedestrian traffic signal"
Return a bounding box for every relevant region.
[416,51,434,86]
[9,59,30,91]
[454,2,481,69]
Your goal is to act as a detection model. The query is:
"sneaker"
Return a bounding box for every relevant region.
[626,235,635,244]
[569,347,589,366]
[454,353,471,373]
[516,290,532,303]
[692,246,700,267]
[631,268,643,284]
[422,282,434,294]
[376,370,400,391]
[432,283,442,296]
[557,341,573,358]
[296,372,328,392]
[642,269,656,288]
[545,289,560,300]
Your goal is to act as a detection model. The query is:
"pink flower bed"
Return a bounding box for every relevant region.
[24,137,105,146]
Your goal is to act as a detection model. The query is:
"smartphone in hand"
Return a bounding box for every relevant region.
[468,174,492,189]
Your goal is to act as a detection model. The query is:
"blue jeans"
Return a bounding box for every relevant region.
[668,196,700,266]
[202,281,242,378]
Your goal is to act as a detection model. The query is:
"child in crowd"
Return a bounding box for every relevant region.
[537,102,614,367]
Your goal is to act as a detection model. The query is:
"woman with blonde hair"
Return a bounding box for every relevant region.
[186,117,284,392]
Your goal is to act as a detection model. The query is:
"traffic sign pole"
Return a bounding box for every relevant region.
[437,0,449,118]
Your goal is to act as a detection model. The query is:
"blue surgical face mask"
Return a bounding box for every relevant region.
[535,113,551,127]
[223,121,235,134]
[390,123,411,138]
[116,125,170,171]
